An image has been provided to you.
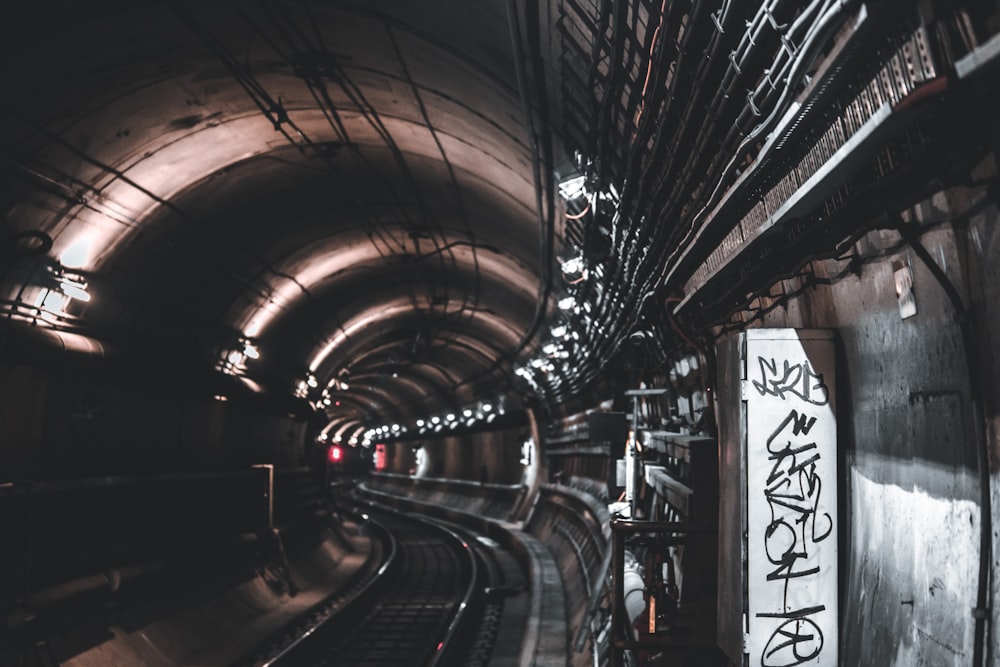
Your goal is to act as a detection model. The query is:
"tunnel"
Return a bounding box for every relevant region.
[2,1,1000,665]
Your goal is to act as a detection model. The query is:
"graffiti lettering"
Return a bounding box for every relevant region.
[757,409,832,666]
[747,340,836,667]
[760,617,824,667]
[752,357,830,405]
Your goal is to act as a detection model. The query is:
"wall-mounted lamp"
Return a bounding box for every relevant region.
[58,275,91,302]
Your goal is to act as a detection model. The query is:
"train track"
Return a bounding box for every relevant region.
[258,508,480,666]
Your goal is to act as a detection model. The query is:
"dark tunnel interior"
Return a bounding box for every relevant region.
[3,1,1000,665]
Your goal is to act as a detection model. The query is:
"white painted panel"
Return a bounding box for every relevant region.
[745,329,837,667]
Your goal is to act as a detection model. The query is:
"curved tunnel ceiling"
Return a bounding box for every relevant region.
[0,0,561,439]
[3,1,980,442]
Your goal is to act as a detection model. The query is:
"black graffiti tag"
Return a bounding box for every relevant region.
[753,357,830,405]
[757,409,832,666]
[759,617,824,667]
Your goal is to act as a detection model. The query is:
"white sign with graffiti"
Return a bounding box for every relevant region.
[745,329,837,667]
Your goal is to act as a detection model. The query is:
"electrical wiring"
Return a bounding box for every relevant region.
[593,0,630,187]
[525,1,860,403]
[504,0,556,358]
[373,5,486,338]
[568,2,845,380]
[7,109,331,336]
[648,1,825,251]
[632,0,668,129]
[648,0,825,218]
[217,0,466,325]
[565,203,592,220]
[365,0,563,404]
[628,0,740,205]
[544,0,990,458]
[663,0,852,273]
[613,0,656,144]
[676,13,935,301]
[704,182,995,335]
[548,1,847,402]
[320,65,459,301]
[591,1,715,317]
[169,1,470,372]
[582,0,620,162]
[242,0,454,280]
[0,152,142,231]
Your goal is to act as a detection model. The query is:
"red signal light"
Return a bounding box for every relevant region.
[329,445,343,463]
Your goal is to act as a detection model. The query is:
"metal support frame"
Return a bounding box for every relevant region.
[609,518,718,666]
[625,388,668,517]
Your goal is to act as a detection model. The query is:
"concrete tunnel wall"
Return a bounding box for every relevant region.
[736,189,1000,664]
[0,364,548,486]
[0,361,308,479]
[383,428,530,484]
